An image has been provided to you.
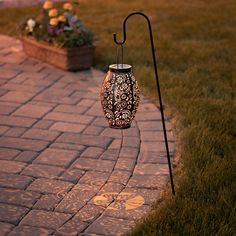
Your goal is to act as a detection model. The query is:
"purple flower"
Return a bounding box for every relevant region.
[47,25,54,35]
[56,28,63,35]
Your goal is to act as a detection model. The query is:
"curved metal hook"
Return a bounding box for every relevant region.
[113,12,152,45]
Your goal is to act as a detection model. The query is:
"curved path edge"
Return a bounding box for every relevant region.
[0,35,175,236]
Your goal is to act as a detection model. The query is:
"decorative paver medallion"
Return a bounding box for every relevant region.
[0,35,175,236]
[93,192,145,210]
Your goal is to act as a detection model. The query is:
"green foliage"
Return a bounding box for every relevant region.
[0,0,235,235]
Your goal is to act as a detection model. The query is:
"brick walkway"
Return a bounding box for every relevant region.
[0,35,174,236]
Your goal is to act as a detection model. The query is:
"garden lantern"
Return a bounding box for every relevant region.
[100,12,175,194]
[101,63,140,129]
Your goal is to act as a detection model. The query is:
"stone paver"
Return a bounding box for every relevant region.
[8,225,53,236]
[0,104,16,115]
[0,137,48,151]
[0,222,14,236]
[0,125,9,135]
[133,163,169,175]
[14,151,39,163]
[0,188,40,208]
[22,128,60,141]
[127,175,168,189]
[119,147,139,159]
[74,204,104,223]
[73,158,115,172]
[104,204,150,220]
[79,171,109,188]
[57,133,112,148]
[50,121,86,133]
[4,127,26,137]
[58,168,85,183]
[85,216,135,236]
[33,194,61,211]
[34,148,78,167]
[0,115,36,127]
[44,111,94,125]
[0,35,175,235]
[22,164,64,178]
[27,178,73,194]
[0,91,35,103]
[0,203,28,225]
[13,104,52,118]
[56,183,99,214]
[20,210,71,230]
[108,170,132,185]
[0,160,26,174]
[81,147,105,159]
[0,172,33,189]
[55,219,88,236]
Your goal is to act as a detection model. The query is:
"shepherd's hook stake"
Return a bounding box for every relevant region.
[113,12,175,195]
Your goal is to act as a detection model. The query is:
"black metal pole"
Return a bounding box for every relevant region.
[113,12,175,195]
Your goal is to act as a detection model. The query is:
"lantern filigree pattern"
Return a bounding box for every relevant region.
[101,64,139,129]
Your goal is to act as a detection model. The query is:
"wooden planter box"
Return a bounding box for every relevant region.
[21,36,95,71]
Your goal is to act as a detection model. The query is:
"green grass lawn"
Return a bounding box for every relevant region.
[0,0,235,235]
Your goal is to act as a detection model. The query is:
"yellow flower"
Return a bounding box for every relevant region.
[48,9,58,17]
[63,2,73,11]
[43,0,53,10]
[58,15,66,22]
[50,17,59,26]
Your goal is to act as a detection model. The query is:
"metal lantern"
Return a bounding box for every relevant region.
[101,64,140,129]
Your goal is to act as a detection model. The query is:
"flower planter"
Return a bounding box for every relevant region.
[21,36,95,71]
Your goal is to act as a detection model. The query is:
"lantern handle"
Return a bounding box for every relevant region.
[116,44,124,68]
[114,12,152,45]
[113,12,175,195]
